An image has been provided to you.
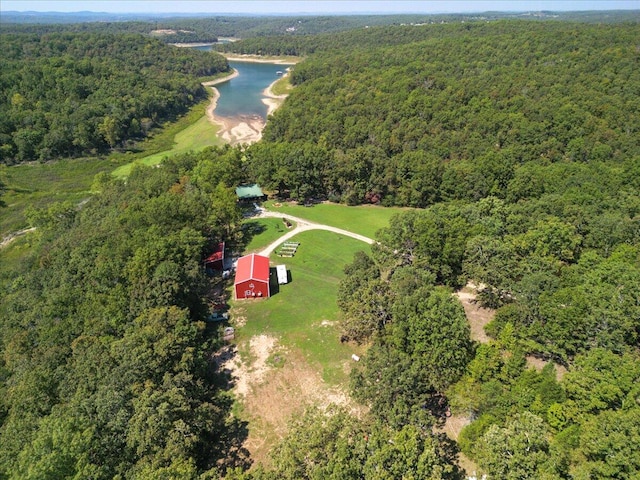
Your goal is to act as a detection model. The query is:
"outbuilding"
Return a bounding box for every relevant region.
[204,242,225,271]
[235,184,265,202]
[234,253,270,299]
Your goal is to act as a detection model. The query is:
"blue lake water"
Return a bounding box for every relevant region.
[216,61,284,119]
[194,49,284,119]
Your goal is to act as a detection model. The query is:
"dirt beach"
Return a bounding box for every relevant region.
[203,59,296,145]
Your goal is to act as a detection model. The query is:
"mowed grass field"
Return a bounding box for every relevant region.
[234,226,371,385]
[242,217,296,254]
[112,108,223,178]
[265,200,410,238]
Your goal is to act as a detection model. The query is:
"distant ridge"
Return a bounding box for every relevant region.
[1,9,638,25]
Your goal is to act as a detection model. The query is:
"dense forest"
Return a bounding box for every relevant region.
[246,21,639,206]
[0,32,229,163]
[1,14,640,479]
[0,14,482,44]
[234,20,640,479]
[0,147,252,478]
[4,10,639,35]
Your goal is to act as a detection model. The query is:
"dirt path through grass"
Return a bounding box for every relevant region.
[256,210,374,257]
[0,227,36,250]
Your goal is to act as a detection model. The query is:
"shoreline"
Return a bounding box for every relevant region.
[203,69,265,145]
[223,54,299,65]
[261,67,292,116]
[203,63,296,145]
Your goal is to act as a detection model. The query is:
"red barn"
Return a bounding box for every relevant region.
[204,242,225,271]
[234,253,270,299]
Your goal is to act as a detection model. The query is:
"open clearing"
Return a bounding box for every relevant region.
[455,284,495,344]
[112,98,224,177]
[0,157,111,235]
[265,200,411,238]
[231,215,500,468]
[228,223,370,464]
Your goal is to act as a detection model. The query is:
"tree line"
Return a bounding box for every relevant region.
[0,146,257,478]
[0,32,229,164]
[245,21,639,207]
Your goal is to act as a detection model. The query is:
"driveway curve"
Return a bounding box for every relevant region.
[256,210,374,257]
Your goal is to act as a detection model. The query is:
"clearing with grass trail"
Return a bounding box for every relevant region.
[256,210,374,257]
[228,207,501,469]
[227,217,372,465]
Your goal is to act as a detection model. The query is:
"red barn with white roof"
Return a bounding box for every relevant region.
[234,253,270,299]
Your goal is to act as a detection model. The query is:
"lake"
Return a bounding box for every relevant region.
[216,61,285,119]
[193,48,285,119]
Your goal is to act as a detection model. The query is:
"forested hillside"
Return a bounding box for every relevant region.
[6,10,638,44]
[248,21,639,206]
[1,16,639,479]
[0,147,251,477]
[235,20,640,479]
[0,33,229,164]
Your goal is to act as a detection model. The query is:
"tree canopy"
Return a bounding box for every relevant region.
[246,21,639,207]
[0,148,250,478]
[0,32,229,163]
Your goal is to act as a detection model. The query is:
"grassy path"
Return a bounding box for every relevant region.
[111,114,223,177]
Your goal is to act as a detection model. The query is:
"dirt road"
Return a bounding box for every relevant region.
[0,227,36,250]
[256,211,374,257]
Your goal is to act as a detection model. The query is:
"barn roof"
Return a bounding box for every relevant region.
[234,253,270,284]
[235,184,264,200]
[204,242,225,265]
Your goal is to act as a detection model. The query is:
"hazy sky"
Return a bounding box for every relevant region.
[2,1,638,14]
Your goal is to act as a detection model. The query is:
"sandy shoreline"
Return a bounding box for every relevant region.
[202,69,264,145]
[203,63,296,145]
[224,54,299,65]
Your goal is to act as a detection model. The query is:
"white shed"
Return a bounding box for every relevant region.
[276,264,288,284]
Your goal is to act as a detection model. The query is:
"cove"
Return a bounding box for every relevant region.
[214,61,285,119]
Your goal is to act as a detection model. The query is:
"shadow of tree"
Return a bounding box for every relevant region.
[433,432,466,480]
[238,220,267,251]
[207,343,253,471]
[217,416,253,471]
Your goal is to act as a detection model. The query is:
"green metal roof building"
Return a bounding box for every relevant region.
[235,184,265,200]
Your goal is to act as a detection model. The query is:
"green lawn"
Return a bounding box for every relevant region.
[269,75,294,96]
[112,111,222,178]
[236,229,369,385]
[242,217,296,254]
[265,200,410,238]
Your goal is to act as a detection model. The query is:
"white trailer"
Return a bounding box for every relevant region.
[276,264,288,284]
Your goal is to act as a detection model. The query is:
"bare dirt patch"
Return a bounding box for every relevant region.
[455,285,495,344]
[224,334,278,398]
[526,355,568,381]
[436,413,470,441]
[224,335,360,467]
